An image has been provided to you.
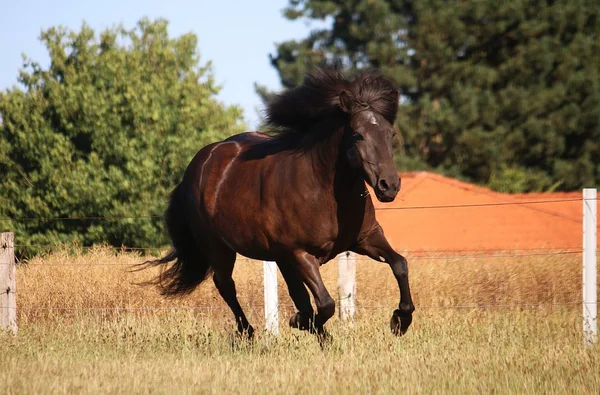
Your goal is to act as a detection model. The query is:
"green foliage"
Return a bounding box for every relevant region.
[267,0,415,89]
[266,0,600,192]
[488,165,559,193]
[0,18,244,256]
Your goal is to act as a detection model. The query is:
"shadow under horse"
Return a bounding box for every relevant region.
[144,67,415,339]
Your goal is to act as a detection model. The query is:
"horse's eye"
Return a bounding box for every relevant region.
[352,132,364,141]
[392,130,397,138]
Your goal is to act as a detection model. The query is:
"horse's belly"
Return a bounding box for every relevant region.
[211,191,337,261]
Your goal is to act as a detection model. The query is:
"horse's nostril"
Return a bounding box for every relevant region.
[379,179,389,191]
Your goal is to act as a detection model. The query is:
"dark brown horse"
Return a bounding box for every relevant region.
[145,68,415,338]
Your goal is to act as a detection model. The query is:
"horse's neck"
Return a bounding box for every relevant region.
[307,125,360,193]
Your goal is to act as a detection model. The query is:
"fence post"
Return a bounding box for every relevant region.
[338,251,356,323]
[1,232,17,335]
[263,260,279,335]
[583,188,597,347]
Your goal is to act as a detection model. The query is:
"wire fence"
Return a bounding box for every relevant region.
[0,196,592,223]
[1,195,595,316]
[0,248,583,266]
[3,301,593,313]
[1,196,590,258]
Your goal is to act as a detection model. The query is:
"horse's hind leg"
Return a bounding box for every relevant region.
[292,252,336,336]
[211,249,254,338]
[277,261,314,331]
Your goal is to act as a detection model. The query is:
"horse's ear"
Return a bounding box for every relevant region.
[339,90,354,113]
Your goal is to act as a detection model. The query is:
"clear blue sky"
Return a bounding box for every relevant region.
[0,0,318,130]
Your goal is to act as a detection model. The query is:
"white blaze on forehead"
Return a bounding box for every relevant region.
[367,112,378,125]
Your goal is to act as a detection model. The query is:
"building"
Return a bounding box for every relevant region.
[372,172,587,253]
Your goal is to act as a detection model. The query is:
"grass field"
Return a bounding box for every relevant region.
[3,247,599,394]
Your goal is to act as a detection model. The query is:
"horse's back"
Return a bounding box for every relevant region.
[225,131,270,143]
[180,133,274,255]
[181,130,373,262]
[181,132,325,259]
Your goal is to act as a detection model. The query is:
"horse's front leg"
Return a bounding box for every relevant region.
[353,225,415,336]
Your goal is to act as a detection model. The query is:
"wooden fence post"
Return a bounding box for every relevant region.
[1,232,17,334]
[583,189,597,347]
[338,251,356,324]
[263,260,279,335]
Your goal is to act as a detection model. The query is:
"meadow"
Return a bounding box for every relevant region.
[2,247,599,394]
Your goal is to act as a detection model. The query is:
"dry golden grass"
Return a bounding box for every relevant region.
[16,246,583,324]
[4,309,599,394]
[4,247,599,394]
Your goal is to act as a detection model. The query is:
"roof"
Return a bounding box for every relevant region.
[372,171,594,253]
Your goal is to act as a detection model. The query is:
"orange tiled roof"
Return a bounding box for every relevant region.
[372,172,592,253]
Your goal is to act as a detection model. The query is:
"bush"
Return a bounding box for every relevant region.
[0,18,245,257]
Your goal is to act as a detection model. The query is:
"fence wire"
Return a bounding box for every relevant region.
[0,196,593,223]
[1,195,595,316]
[0,249,584,266]
[2,301,594,313]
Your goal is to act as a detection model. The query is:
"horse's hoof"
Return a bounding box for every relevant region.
[229,327,255,349]
[243,325,255,340]
[234,326,255,341]
[289,312,312,331]
[390,309,413,336]
[289,312,301,328]
[316,327,332,348]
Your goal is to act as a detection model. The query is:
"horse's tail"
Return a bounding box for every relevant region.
[138,182,212,296]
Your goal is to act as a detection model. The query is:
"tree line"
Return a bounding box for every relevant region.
[0,19,244,255]
[1,1,599,254]
[261,0,600,193]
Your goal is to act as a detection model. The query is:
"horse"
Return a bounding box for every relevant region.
[143,67,415,339]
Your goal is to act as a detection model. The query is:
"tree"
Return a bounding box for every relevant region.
[406,0,600,191]
[0,18,244,257]
[256,0,425,170]
[265,0,600,191]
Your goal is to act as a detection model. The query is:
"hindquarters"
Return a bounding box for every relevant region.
[142,138,255,294]
[142,181,213,296]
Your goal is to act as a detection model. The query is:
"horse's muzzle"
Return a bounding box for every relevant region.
[375,175,401,202]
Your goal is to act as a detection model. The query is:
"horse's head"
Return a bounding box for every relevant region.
[340,90,400,202]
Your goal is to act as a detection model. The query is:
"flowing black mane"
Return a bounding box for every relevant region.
[265,68,400,135]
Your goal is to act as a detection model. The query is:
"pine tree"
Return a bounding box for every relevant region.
[407,0,600,191]
[257,0,425,169]
[265,0,600,191]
